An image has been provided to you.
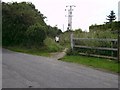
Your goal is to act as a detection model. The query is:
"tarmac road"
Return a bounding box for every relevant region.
[2,49,118,88]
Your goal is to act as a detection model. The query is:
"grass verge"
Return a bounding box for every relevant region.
[6,46,51,57]
[59,55,119,73]
[4,37,63,57]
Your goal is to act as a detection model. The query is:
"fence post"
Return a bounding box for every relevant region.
[111,41,114,57]
[118,29,120,63]
[118,1,120,63]
[71,33,74,50]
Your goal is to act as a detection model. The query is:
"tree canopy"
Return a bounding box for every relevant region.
[2,2,62,47]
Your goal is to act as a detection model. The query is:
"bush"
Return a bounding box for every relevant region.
[2,2,47,47]
[25,24,46,47]
[59,32,71,47]
[66,48,79,55]
[44,37,63,52]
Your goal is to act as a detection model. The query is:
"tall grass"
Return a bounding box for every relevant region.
[59,31,117,57]
[5,37,63,57]
[44,37,63,52]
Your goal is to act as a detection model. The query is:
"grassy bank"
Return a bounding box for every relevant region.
[6,46,51,57]
[59,55,119,73]
[4,37,63,57]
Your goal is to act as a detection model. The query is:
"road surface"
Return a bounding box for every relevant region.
[2,49,118,88]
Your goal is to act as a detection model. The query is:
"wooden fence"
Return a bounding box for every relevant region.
[70,34,118,60]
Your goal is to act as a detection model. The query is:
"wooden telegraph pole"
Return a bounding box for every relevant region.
[65,5,76,50]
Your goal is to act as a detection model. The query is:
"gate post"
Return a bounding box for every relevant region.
[71,33,74,50]
[117,1,120,63]
[118,29,120,63]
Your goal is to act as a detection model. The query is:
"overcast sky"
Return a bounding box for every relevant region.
[3,0,120,31]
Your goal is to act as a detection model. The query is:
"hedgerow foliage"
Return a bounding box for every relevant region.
[2,2,62,48]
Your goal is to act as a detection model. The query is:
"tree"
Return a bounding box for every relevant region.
[2,2,47,46]
[106,10,116,23]
[26,24,46,47]
[2,2,62,47]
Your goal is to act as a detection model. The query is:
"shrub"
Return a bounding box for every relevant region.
[66,48,79,55]
[26,24,46,47]
[59,32,71,47]
[44,37,63,52]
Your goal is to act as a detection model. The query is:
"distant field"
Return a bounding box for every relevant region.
[59,55,119,73]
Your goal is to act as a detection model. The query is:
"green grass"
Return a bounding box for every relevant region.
[5,46,119,73]
[44,37,63,52]
[60,55,119,73]
[6,46,51,57]
[5,37,63,57]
